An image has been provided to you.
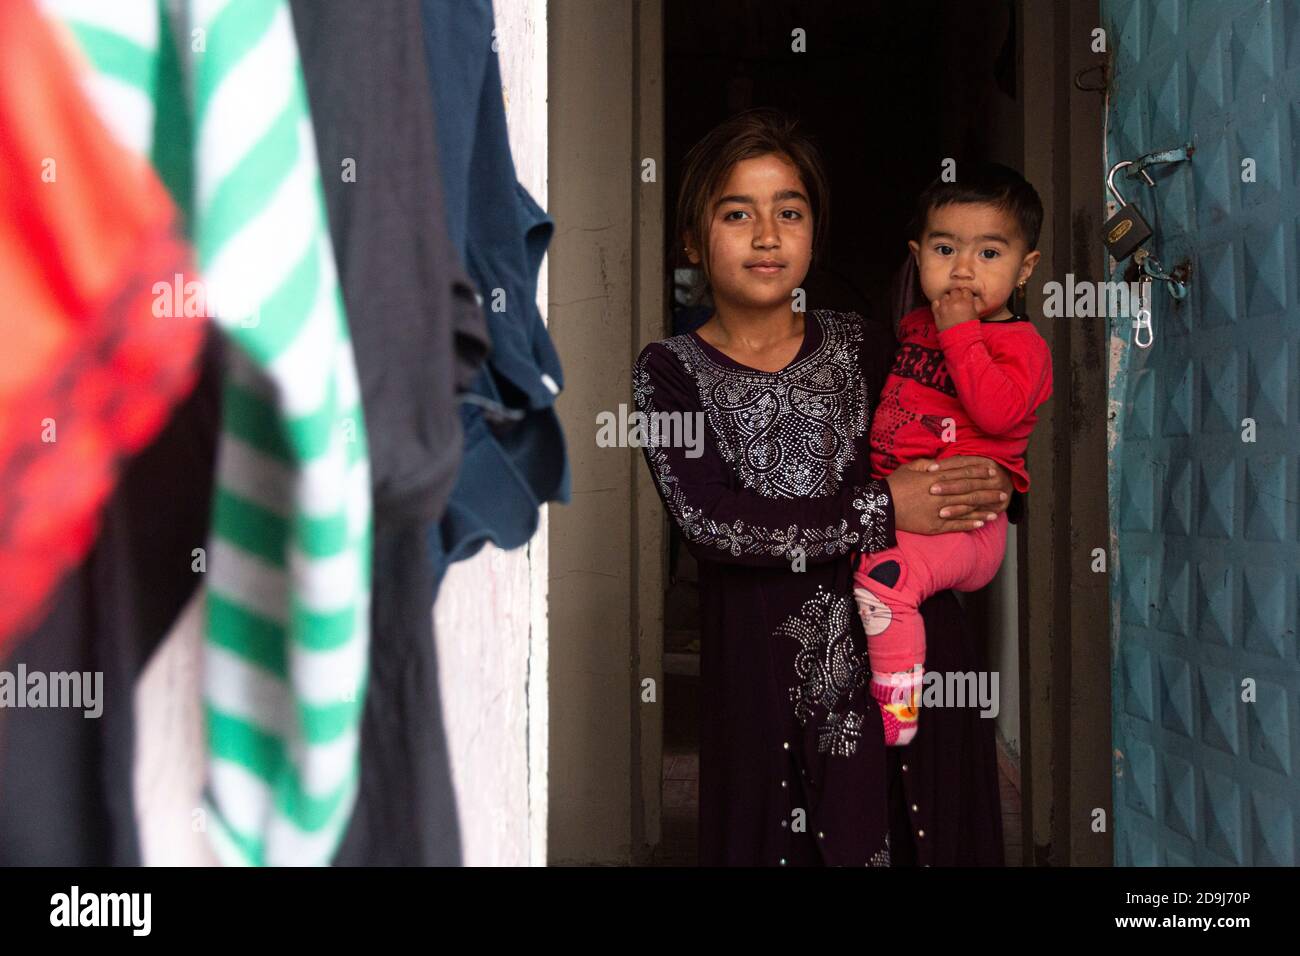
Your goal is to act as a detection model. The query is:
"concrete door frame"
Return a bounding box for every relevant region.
[1017,0,1113,867]
[547,0,665,865]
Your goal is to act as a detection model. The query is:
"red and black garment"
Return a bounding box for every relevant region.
[0,0,205,654]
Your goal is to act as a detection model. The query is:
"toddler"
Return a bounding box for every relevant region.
[855,162,1053,745]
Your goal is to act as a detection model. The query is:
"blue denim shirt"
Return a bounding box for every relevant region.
[421,0,570,587]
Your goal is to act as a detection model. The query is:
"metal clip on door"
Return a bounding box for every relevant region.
[1132,275,1154,349]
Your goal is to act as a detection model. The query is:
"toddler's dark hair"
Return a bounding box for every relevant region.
[908,161,1043,251]
[676,108,829,304]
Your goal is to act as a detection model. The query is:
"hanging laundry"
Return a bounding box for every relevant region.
[289,0,490,865]
[419,0,570,588]
[42,0,376,866]
[0,330,223,865]
[0,0,217,868]
[184,0,373,868]
[0,0,204,656]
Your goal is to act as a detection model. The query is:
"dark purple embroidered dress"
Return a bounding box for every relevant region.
[634,308,1004,867]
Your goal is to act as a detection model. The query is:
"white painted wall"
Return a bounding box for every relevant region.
[433,0,549,870]
[134,0,548,867]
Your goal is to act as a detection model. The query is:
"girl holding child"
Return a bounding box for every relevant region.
[635,108,1044,866]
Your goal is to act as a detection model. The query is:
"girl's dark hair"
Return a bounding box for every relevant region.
[676,108,829,303]
[908,161,1043,250]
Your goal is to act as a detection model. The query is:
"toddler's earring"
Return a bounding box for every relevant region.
[1010,280,1029,320]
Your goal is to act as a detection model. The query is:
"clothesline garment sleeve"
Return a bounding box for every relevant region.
[935,319,1053,437]
[633,340,896,569]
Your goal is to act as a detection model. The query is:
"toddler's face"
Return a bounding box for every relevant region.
[687,153,813,312]
[908,202,1038,319]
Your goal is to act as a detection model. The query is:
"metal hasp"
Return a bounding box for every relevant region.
[1122,144,1193,182]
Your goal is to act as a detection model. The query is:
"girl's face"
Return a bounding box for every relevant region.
[687,153,813,313]
[908,202,1040,318]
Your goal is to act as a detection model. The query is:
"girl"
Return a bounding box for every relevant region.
[634,108,1013,866]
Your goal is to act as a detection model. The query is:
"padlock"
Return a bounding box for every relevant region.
[1103,160,1153,261]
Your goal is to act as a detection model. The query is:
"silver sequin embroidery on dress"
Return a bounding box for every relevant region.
[869,832,891,867]
[775,587,868,758]
[659,311,866,499]
[632,311,892,559]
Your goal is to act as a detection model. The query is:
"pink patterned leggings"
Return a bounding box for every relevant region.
[852,513,1008,744]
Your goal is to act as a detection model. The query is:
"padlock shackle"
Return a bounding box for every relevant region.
[1107,160,1134,205]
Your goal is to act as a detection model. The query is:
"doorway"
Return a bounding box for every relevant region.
[545,0,1109,866]
[651,0,1027,865]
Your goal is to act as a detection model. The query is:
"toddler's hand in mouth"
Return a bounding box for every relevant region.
[932,287,981,330]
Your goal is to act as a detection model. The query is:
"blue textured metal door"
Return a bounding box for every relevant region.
[1105,0,1300,865]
